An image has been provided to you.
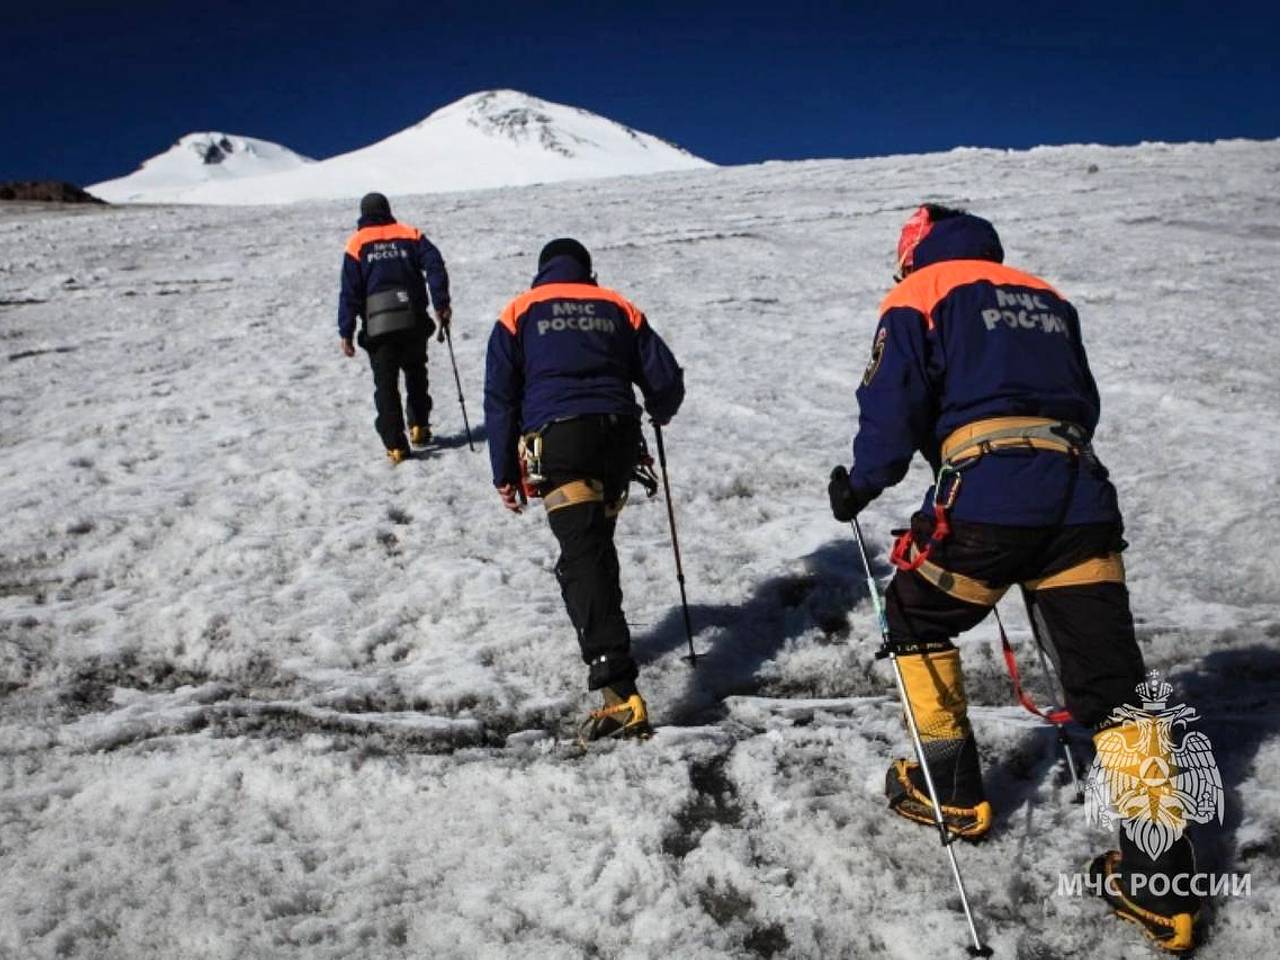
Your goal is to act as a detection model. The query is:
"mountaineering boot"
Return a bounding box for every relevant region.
[1086,717,1202,952]
[578,685,653,745]
[386,448,408,465]
[884,648,992,839]
[409,424,432,447]
[1087,843,1198,953]
[885,753,993,839]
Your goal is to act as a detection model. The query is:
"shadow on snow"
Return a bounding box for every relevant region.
[415,421,486,455]
[632,536,880,726]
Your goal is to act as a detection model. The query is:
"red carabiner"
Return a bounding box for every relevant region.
[890,496,953,572]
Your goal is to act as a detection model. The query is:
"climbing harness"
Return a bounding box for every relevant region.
[517,423,660,516]
[889,417,1088,574]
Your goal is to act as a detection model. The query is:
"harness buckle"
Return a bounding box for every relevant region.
[891,418,1085,579]
[890,467,962,574]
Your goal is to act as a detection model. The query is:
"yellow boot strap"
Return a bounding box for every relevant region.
[1096,851,1196,951]
[590,697,644,722]
[891,761,994,838]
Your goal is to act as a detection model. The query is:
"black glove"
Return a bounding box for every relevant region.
[828,465,871,522]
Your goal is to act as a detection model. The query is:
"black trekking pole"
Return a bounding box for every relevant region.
[849,517,992,958]
[441,323,474,452]
[653,423,698,665]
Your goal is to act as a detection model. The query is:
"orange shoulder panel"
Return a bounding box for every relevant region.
[497,295,526,335]
[878,261,1061,330]
[344,223,422,259]
[496,283,643,335]
[595,285,645,329]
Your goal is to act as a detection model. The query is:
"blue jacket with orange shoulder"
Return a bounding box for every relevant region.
[484,256,685,487]
[337,214,450,340]
[850,214,1121,526]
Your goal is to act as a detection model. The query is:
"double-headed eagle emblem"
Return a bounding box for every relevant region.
[1085,671,1224,860]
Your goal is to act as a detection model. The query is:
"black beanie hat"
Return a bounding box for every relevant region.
[360,192,392,220]
[538,238,591,274]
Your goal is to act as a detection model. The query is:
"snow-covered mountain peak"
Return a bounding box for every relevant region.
[426,88,571,125]
[90,132,313,203]
[148,132,314,173]
[460,90,591,156]
[172,132,294,166]
[424,88,540,121]
[420,88,693,161]
[90,90,711,205]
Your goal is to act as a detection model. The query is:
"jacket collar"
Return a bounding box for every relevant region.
[912,214,1005,271]
[533,255,595,287]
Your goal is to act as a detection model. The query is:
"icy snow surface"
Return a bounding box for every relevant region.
[88,91,711,206]
[3,139,1279,958]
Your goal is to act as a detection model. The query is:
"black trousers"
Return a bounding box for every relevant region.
[885,513,1145,728]
[539,415,641,691]
[362,328,430,451]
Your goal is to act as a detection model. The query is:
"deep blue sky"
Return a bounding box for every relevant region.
[2,1,1276,185]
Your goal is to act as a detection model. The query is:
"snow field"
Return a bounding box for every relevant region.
[2,139,1279,957]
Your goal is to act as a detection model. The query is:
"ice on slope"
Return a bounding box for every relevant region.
[2,139,1279,959]
[89,90,712,206]
[88,132,314,204]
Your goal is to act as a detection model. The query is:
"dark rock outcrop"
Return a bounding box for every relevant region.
[0,181,107,204]
[201,136,236,164]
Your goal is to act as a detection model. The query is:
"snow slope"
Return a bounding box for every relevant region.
[89,90,712,205]
[2,140,1279,959]
[89,133,314,204]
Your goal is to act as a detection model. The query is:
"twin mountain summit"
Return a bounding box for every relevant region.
[83,90,712,205]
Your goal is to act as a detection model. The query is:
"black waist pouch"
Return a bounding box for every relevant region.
[365,289,434,339]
